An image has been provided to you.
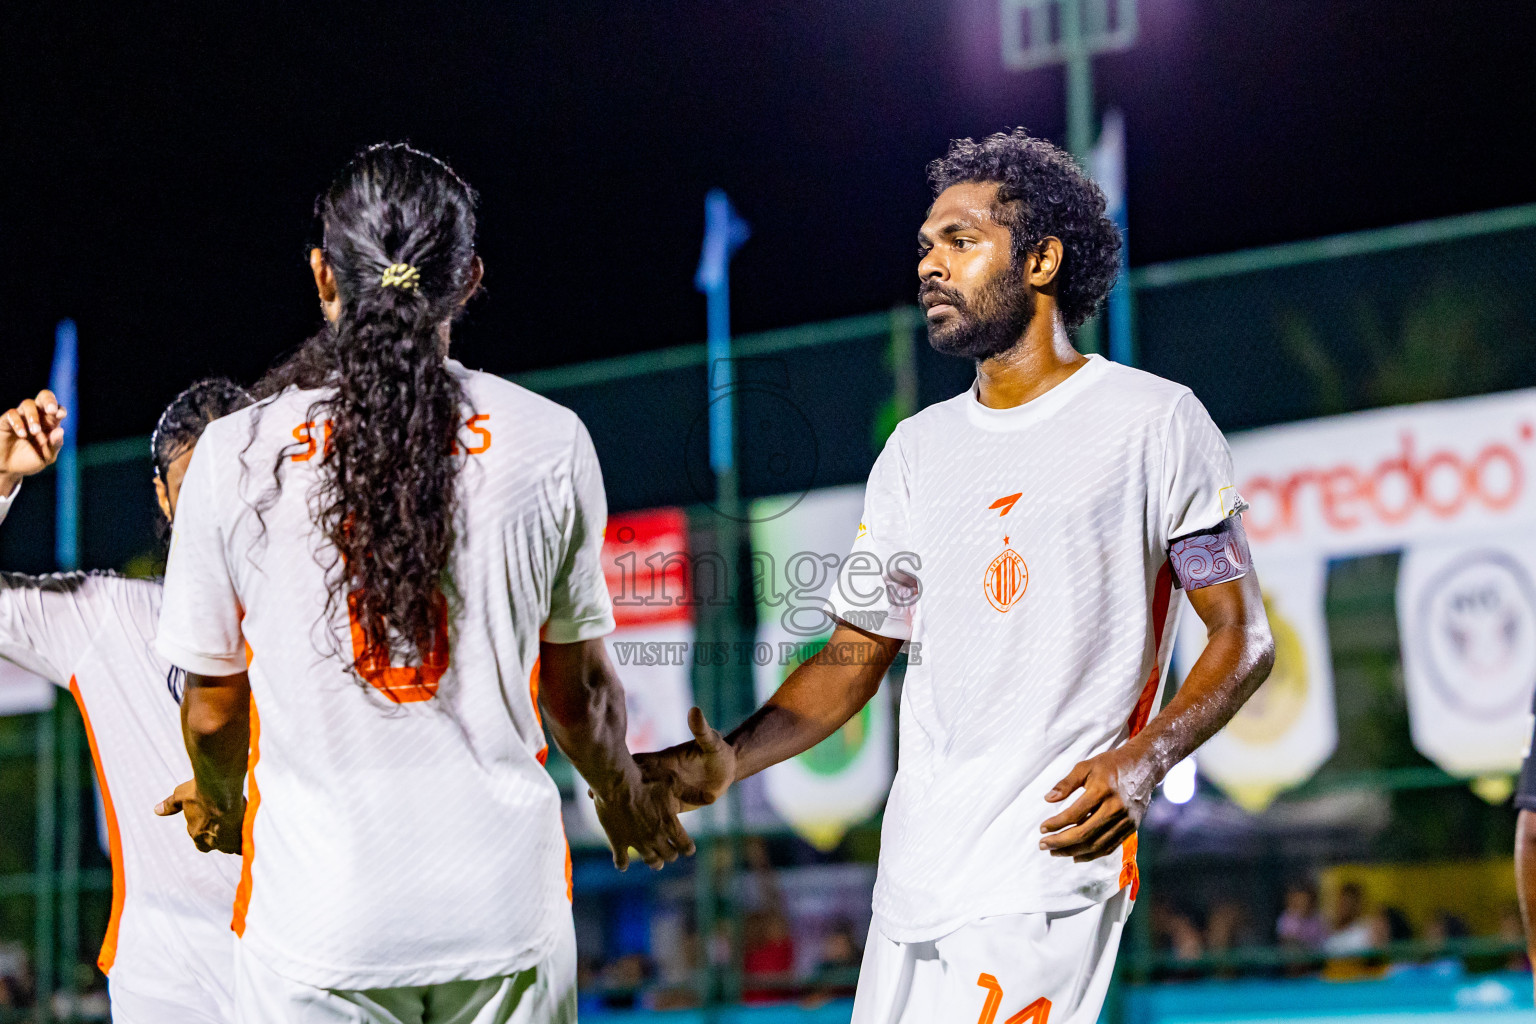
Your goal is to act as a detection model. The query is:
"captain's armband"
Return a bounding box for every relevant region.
[1169,515,1252,591]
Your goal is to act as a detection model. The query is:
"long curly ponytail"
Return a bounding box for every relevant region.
[254,143,479,676]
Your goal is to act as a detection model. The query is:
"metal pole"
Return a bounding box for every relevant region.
[51,319,80,573]
[34,707,57,1022]
[1060,0,1103,356]
[59,706,82,1016]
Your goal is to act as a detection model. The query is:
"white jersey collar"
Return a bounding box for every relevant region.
[963,353,1109,431]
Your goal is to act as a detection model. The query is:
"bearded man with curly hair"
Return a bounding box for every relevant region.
[642,129,1276,1024]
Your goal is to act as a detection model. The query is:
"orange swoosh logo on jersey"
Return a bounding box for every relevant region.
[988,492,1023,516]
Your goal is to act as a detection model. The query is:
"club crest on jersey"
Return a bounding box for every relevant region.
[983,545,1028,612]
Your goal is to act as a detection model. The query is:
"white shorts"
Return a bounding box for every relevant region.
[232,923,576,1024]
[850,888,1133,1024]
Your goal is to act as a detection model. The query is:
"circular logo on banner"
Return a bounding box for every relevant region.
[1225,594,1309,745]
[1415,551,1536,719]
[983,548,1029,612]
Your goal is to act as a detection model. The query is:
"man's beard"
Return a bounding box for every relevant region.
[921,265,1034,361]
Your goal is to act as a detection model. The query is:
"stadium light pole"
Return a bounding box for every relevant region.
[1000,0,1137,356]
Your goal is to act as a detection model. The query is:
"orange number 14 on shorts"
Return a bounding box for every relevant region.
[975,975,1051,1024]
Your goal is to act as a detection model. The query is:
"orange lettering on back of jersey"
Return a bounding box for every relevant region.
[291,422,318,462]
[464,414,492,454]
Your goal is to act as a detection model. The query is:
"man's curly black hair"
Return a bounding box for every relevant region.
[927,128,1121,329]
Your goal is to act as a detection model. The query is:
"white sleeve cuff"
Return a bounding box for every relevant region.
[155,635,247,677]
[541,611,617,645]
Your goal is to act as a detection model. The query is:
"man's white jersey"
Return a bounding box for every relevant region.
[0,486,239,1015]
[829,355,1241,942]
[155,361,615,991]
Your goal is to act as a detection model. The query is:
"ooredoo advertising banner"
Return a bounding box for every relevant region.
[749,486,895,851]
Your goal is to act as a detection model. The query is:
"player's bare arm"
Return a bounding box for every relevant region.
[1516,811,1536,993]
[0,389,68,496]
[538,637,705,871]
[1041,564,1274,862]
[638,620,902,809]
[163,670,251,855]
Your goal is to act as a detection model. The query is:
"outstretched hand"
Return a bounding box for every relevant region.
[1039,743,1160,862]
[155,779,245,855]
[1,390,68,492]
[637,707,737,812]
[591,709,735,871]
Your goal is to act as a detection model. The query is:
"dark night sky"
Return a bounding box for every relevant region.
[4,0,1534,444]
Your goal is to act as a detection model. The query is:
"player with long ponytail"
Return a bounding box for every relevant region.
[155,144,723,1022]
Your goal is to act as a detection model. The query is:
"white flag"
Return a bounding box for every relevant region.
[750,486,894,851]
[1177,552,1337,812]
[1398,533,1536,776]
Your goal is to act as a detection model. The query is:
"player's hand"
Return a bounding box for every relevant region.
[589,765,697,873]
[1039,743,1159,862]
[0,390,68,493]
[156,779,245,855]
[635,707,736,812]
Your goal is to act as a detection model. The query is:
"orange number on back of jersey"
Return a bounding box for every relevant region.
[347,589,449,703]
[975,975,1051,1024]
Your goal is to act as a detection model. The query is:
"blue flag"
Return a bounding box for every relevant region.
[50,319,79,570]
[695,191,751,476]
[694,189,751,293]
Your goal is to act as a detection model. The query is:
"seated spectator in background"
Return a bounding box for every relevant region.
[1276,881,1328,950]
[599,953,653,1011]
[0,942,33,1010]
[1407,909,1470,978]
[1498,904,1531,973]
[1151,901,1205,980]
[1205,901,1251,979]
[742,906,797,1004]
[804,918,862,1003]
[817,919,862,974]
[1324,882,1375,955]
[576,957,604,1017]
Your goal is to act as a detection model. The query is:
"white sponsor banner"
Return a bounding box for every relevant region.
[0,659,55,716]
[1177,554,1336,812]
[1398,533,1536,776]
[577,508,697,835]
[750,486,894,851]
[1236,388,1536,558]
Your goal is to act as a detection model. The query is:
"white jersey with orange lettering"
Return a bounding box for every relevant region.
[155,360,616,993]
[829,355,1243,943]
[0,484,239,1023]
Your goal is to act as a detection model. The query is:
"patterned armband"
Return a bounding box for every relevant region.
[1169,515,1252,591]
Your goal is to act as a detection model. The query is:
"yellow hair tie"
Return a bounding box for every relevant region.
[380,263,422,290]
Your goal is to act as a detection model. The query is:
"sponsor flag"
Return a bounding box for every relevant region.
[1176,554,1337,812]
[576,508,697,833]
[1398,533,1536,777]
[749,486,894,850]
